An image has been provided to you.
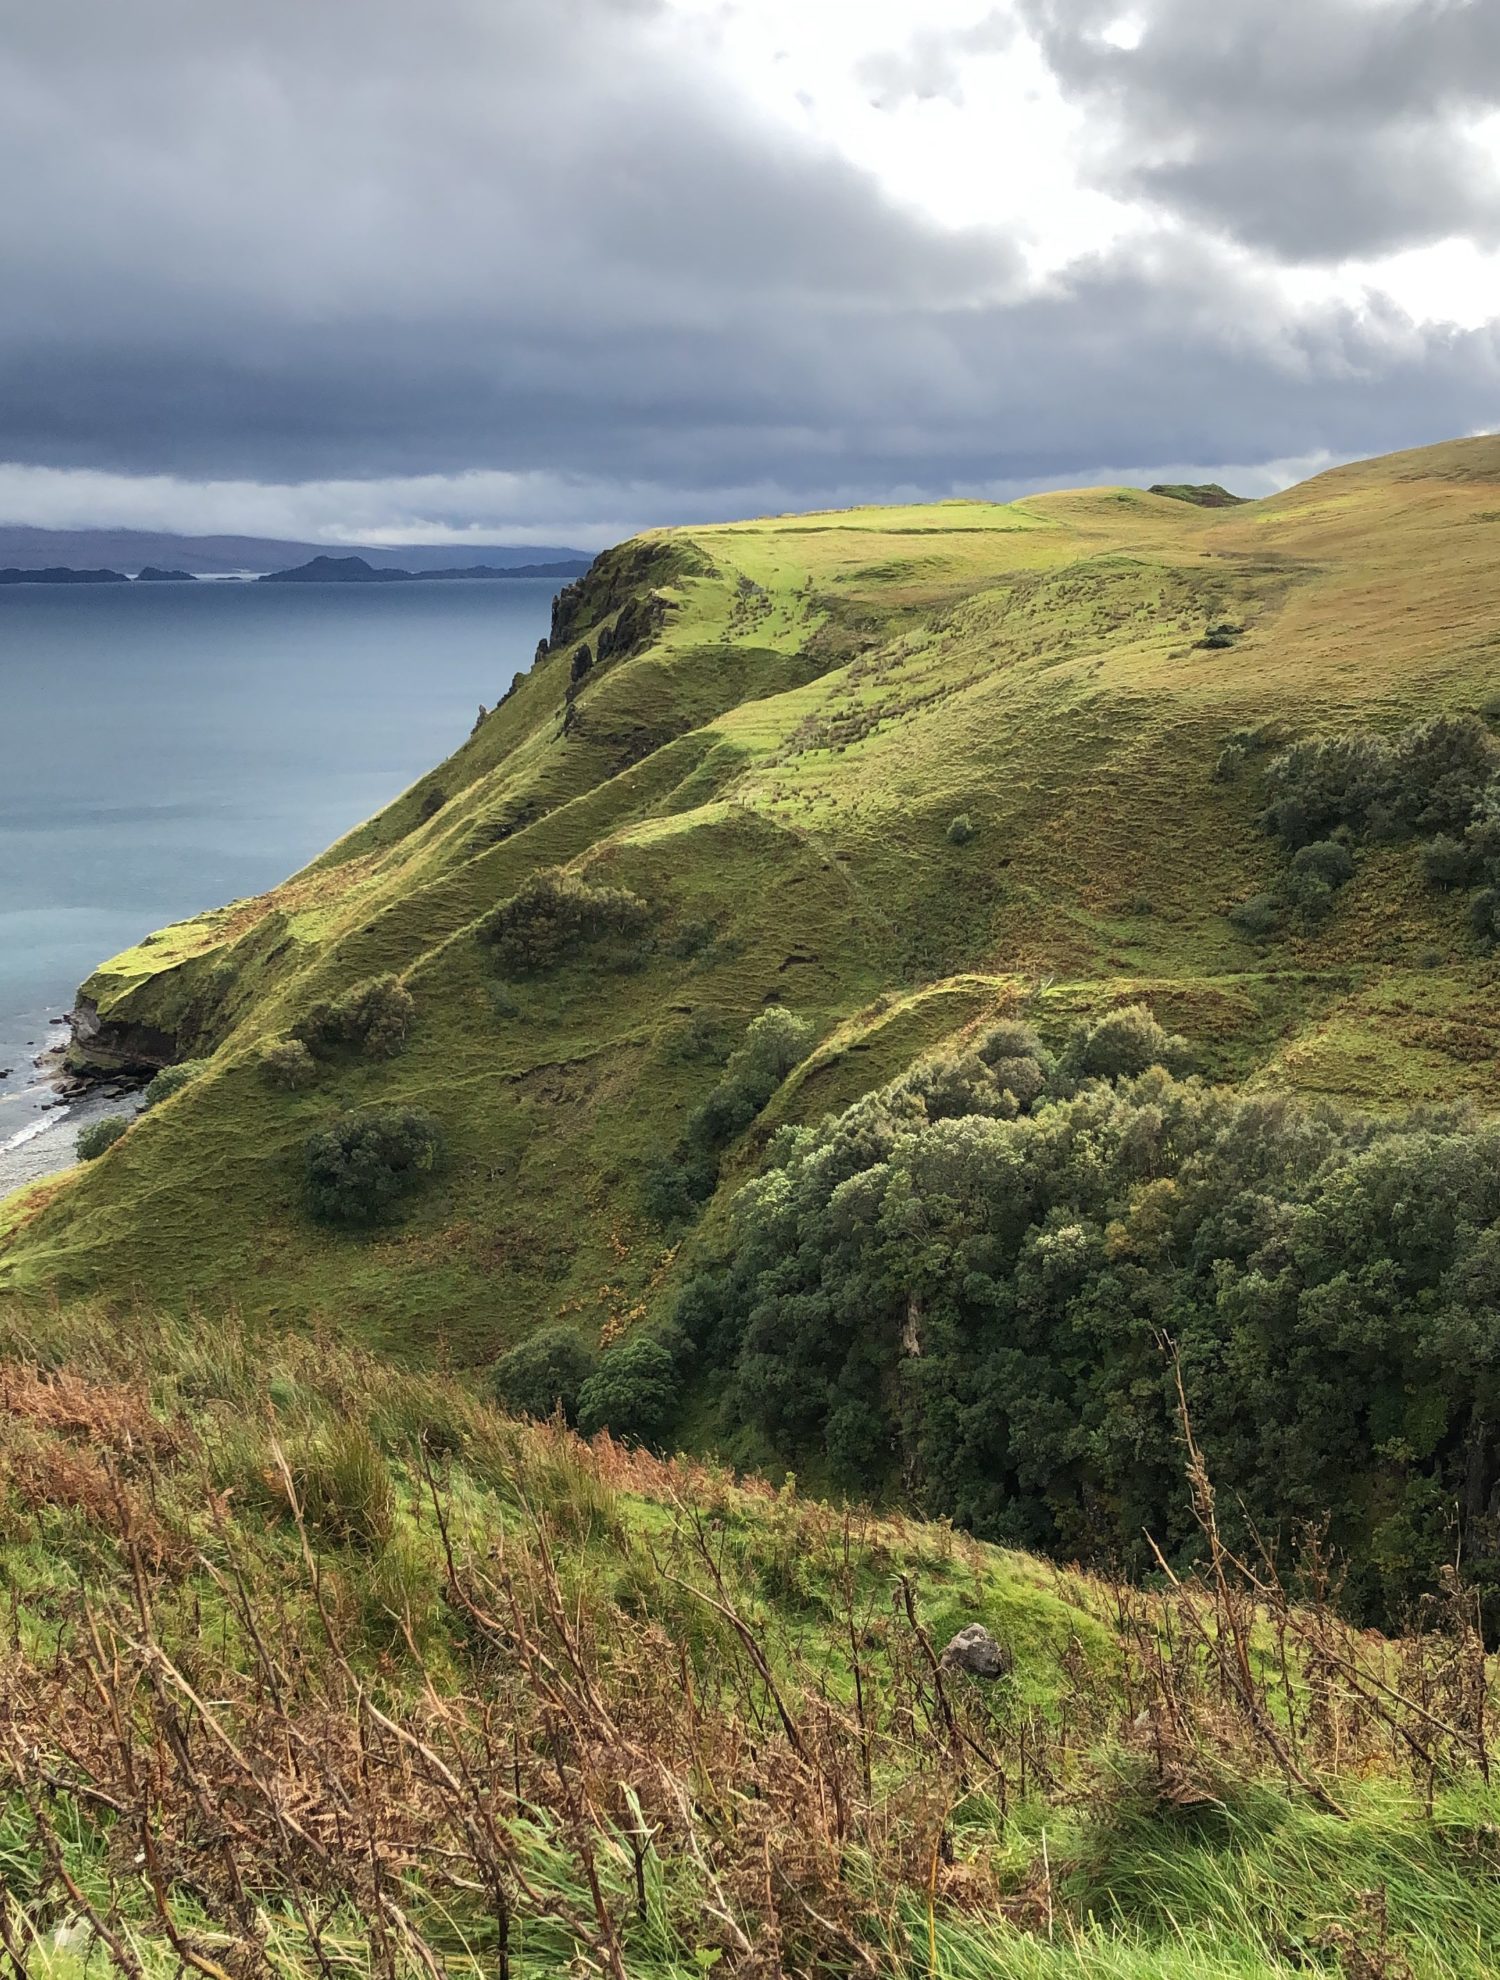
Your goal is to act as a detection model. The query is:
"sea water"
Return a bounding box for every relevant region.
[0,577,556,1189]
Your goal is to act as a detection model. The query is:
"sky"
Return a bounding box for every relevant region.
[4,0,1500,547]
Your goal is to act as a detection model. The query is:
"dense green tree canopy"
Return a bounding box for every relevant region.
[678,1017,1500,1629]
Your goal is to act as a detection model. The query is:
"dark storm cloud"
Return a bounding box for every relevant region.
[0,0,1497,525]
[1017,0,1500,260]
[0,0,1017,485]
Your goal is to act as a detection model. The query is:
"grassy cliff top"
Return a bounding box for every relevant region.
[4,435,1500,1347]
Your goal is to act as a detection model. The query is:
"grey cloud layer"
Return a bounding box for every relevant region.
[1017,0,1500,258]
[2,0,1498,525]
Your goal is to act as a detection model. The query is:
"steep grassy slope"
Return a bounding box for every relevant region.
[4,437,1500,1351]
[6,1297,1500,1978]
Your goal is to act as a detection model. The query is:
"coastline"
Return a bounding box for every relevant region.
[0,1007,145,1200]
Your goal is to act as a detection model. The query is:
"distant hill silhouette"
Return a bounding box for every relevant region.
[0,566,128,584]
[260,553,589,583]
[0,526,592,576]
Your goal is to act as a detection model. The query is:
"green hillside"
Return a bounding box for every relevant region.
[5,1297,1500,1979]
[8,436,1500,1976]
[4,434,1500,1360]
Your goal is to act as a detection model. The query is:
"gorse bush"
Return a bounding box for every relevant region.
[294,974,416,1060]
[677,1017,1500,1631]
[76,1114,130,1160]
[946,813,975,845]
[490,1326,597,1425]
[259,1036,318,1091]
[477,867,653,976]
[303,1107,443,1227]
[141,1059,208,1108]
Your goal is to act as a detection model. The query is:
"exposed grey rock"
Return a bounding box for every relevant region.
[939,1623,1010,1680]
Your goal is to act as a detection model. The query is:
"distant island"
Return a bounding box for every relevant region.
[0,526,591,576]
[0,566,129,585]
[259,553,590,583]
[0,553,590,586]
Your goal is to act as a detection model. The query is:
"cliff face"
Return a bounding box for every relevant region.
[8,437,1500,1340]
[65,997,179,1077]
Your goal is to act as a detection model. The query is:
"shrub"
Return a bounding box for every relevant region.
[303,1107,444,1227]
[1422,833,1478,888]
[1467,796,1500,872]
[576,1334,682,1445]
[1261,716,1500,852]
[1291,839,1355,890]
[665,1009,732,1064]
[1389,714,1500,835]
[1284,869,1335,927]
[975,1020,1051,1109]
[1062,1004,1192,1083]
[141,1059,208,1108]
[295,975,416,1061]
[893,1031,1051,1123]
[259,1037,318,1091]
[1277,839,1353,929]
[1260,732,1394,848]
[490,1327,597,1424]
[77,1115,129,1161]
[342,976,416,1058]
[647,1009,814,1230]
[686,1008,813,1150]
[1472,887,1500,950]
[725,1006,813,1092]
[1228,892,1279,939]
[666,917,720,961]
[642,1151,719,1228]
[946,814,974,846]
[478,868,653,976]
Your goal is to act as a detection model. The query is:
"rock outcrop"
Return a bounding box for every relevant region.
[939,1624,1010,1680]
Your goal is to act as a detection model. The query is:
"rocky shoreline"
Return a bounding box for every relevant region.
[0,1007,149,1200]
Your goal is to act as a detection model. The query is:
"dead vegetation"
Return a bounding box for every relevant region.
[0,1319,1499,1976]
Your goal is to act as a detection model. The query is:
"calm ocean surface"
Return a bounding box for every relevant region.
[0,578,556,1186]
